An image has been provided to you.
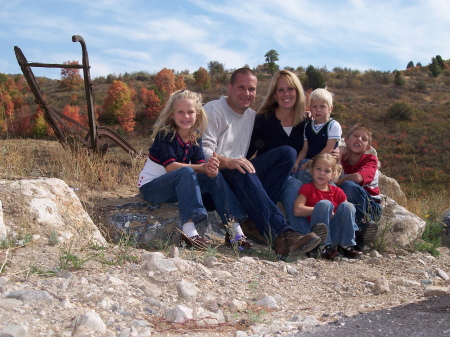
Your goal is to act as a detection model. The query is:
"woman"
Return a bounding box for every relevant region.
[247,70,331,242]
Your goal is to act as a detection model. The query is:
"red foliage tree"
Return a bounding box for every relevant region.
[117,102,136,133]
[140,87,161,120]
[60,61,83,90]
[154,68,176,97]
[175,75,186,90]
[62,105,83,132]
[101,80,135,132]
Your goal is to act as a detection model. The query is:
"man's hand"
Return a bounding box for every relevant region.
[224,157,255,174]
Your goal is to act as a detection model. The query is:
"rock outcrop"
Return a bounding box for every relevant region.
[0,178,106,246]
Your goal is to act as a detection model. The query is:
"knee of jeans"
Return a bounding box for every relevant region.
[316,199,333,210]
[278,145,297,162]
[340,180,359,192]
[340,201,355,212]
[178,166,196,176]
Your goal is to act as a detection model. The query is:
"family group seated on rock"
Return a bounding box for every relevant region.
[137,68,382,260]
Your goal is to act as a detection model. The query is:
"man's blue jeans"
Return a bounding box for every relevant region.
[140,167,247,226]
[221,146,296,240]
[339,181,382,226]
[310,200,358,248]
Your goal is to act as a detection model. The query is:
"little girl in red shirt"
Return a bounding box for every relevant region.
[294,153,362,259]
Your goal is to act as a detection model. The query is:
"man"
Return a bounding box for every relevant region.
[202,68,320,258]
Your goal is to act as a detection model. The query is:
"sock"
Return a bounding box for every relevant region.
[182,222,199,238]
[233,223,244,237]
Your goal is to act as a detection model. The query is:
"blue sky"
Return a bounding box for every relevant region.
[1,0,449,79]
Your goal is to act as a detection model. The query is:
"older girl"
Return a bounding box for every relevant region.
[138,90,248,249]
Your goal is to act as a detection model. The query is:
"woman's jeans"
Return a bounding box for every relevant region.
[310,200,358,247]
[140,167,247,226]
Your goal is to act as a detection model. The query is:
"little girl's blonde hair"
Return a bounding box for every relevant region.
[151,89,207,144]
[305,153,342,180]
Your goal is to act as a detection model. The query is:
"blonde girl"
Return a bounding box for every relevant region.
[294,153,362,259]
[138,90,248,249]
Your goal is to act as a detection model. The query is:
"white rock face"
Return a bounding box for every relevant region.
[380,197,426,248]
[0,178,106,245]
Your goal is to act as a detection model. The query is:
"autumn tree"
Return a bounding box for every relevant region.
[264,49,279,75]
[140,87,161,121]
[60,61,83,90]
[101,80,136,132]
[154,68,176,97]
[175,75,186,90]
[193,67,211,92]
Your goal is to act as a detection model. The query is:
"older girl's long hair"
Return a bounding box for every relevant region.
[151,90,207,144]
[257,70,306,126]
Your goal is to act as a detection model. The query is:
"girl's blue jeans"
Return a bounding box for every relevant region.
[140,167,247,226]
[310,200,358,247]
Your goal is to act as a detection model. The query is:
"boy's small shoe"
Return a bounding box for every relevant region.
[338,245,363,259]
[310,222,328,245]
[322,246,339,260]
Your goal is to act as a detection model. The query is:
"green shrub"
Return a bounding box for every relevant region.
[386,101,414,121]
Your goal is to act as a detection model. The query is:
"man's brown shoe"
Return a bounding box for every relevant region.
[239,219,266,245]
[274,230,321,257]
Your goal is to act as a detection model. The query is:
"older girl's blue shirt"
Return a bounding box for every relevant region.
[149,131,206,167]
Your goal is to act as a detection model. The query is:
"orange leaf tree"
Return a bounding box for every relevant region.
[101,80,136,132]
[194,67,211,92]
[60,61,83,90]
[154,68,176,98]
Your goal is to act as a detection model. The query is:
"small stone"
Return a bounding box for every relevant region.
[435,268,449,281]
[256,296,279,310]
[423,286,449,297]
[373,276,390,295]
[365,257,382,265]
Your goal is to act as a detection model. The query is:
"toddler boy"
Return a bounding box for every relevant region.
[293,88,342,183]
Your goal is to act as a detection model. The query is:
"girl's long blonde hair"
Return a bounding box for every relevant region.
[151,89,207,144]
[257,70,306,126]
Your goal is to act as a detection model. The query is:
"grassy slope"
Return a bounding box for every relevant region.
[26,69,450,195]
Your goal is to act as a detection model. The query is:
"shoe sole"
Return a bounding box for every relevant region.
[364,223,379,246]
[291,236,321,255]
[311,223,328,245]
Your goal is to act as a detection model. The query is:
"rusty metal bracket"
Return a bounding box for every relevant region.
[14,35,140,156]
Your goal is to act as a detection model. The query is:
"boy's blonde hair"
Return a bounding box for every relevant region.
[306,153,342,179]
[346,123,373,145]
[258,70,306,127]
[309,88,334,108]
[151,89,207,143]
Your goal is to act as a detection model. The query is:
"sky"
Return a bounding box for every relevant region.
[1,0,450,80]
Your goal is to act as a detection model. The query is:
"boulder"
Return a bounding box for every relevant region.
[0,178,106,246]
[379,196,426,248]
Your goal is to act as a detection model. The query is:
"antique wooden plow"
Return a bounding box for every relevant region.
[14,35,139,156]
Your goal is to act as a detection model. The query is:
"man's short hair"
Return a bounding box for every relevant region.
[230,67,256,86]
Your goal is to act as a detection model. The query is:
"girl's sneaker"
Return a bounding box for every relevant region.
[322,246,339,260]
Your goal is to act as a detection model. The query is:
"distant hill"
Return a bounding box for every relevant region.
[1,64,449,194]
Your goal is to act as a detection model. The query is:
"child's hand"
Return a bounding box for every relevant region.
[292,161,300,173]
[205,152,219,177]
[299,163,308,171]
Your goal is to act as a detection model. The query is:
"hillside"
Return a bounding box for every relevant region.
[1,65,450,196]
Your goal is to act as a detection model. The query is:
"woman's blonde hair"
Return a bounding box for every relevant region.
[257,70,306,126]
[151,89,207,143]
[305,153,343,179]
